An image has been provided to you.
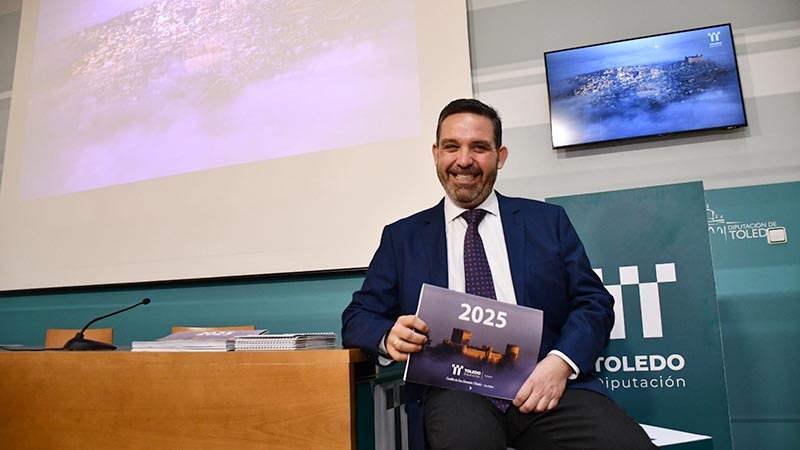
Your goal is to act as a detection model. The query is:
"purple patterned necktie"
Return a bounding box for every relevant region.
[462,209,510,412]
[463,209,496,300]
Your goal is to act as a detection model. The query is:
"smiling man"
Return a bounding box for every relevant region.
[434,109,507,209]
[342,99,655,450]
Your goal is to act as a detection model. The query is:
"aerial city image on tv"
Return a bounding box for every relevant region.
[545,25,747,148]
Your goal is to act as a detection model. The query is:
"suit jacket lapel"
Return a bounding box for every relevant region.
[498,193,526,303]
[420,200,448,288]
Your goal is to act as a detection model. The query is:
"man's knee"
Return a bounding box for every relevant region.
[424,389,507,450]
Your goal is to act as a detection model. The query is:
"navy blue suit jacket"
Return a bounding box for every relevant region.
[342,193,613,450]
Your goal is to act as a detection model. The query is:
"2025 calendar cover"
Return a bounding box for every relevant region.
[404,284,544,400]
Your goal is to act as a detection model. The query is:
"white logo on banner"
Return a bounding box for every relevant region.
[594,263,677,339]
[595,263,688,392]
[707,204,782,243]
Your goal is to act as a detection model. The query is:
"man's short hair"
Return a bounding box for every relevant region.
[436,98,503,148]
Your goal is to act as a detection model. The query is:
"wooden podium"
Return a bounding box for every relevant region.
[0,349,367,449]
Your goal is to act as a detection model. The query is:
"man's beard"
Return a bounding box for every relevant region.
[438,167,497,209]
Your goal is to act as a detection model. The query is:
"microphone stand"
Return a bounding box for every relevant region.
[62,334,117,351]
[62,298,151,351]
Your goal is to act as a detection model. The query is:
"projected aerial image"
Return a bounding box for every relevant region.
[545,26,746,148]
[21,0,421,198]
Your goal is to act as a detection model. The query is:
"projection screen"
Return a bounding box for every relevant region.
[0,0,473,291]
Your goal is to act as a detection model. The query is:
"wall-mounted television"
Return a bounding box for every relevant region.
[544,24,747,149]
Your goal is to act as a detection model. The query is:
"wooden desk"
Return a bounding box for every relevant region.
[0,349,367,450]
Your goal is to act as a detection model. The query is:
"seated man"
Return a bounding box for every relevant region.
[342,98,655,450]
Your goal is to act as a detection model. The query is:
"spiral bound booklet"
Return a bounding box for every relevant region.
[234,332,337,351]
[404,284,544,400]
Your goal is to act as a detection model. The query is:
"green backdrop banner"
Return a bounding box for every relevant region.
[704,182,799,450]
[548,181,731,450]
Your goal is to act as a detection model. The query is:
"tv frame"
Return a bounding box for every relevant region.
[543,23,748,150]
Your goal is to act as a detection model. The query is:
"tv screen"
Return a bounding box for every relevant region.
[544,24,747,149]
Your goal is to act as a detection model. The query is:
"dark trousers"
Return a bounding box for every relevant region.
[424,387,657,450]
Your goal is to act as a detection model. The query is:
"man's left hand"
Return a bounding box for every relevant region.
[512,354,573,414]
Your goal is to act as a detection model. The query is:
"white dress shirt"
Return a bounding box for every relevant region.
[443,192,579,378]
[443,191,516,305]
[381,191,579,377]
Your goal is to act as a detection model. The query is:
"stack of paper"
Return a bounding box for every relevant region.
[132,329,269,352]
[234,332,337,351]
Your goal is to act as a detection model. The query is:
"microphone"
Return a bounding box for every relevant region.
[62,298,151,351]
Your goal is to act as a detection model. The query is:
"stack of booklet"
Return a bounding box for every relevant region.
[131,329,269,352]
[234,332,337,351]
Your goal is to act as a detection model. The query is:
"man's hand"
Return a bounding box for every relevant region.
[386,315,429,362]
[513,354,573,413]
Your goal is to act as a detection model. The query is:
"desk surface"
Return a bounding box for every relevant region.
[0,349,367,450]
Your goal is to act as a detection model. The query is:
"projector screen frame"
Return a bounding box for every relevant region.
[0,0,474,292]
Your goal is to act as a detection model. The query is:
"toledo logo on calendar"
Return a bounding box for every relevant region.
[404,284,544,400]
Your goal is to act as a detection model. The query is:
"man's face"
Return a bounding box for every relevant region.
[433,113,508,209]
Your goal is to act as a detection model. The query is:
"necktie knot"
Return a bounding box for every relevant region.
[462,209,488,226]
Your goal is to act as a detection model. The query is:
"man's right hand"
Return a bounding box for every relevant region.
[386,315,429,362]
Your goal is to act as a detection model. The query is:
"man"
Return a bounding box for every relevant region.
[342,99,655,450]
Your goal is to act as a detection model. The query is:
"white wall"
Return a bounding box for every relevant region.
[468,0,800,199]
